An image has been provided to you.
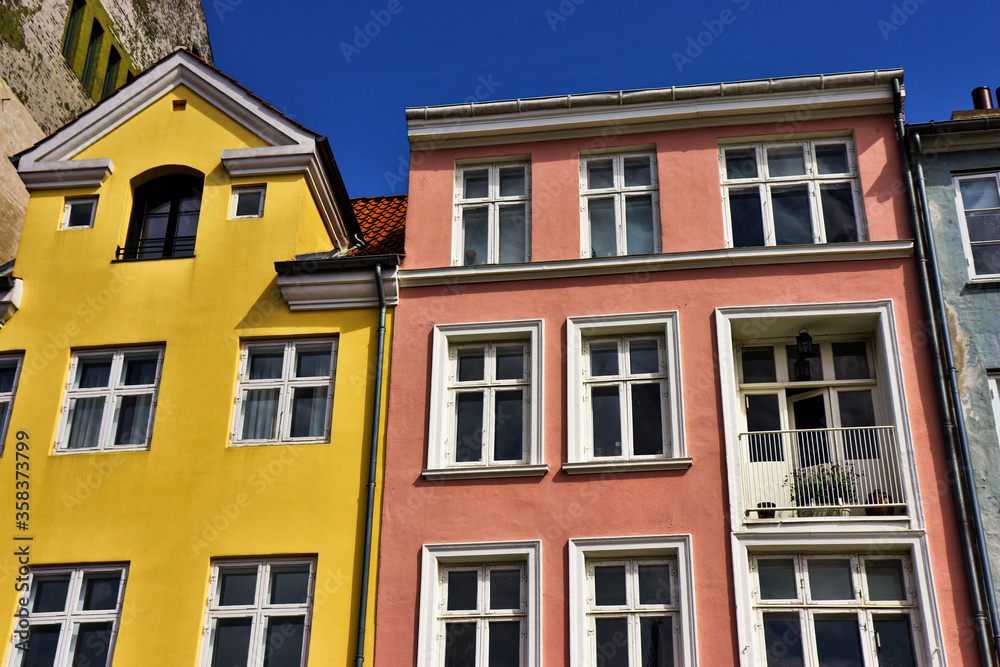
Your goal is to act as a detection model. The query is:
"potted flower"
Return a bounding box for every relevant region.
[785,463,860,517]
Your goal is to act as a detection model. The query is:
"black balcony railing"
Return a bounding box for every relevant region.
[115,236,196,261]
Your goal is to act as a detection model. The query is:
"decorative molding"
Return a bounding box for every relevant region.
[276,266,398,310]
[0,279,22,326]
[561,458,693,475]
[421,464,549,481]
[18,159,113,190]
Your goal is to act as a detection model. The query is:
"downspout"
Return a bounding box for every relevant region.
[893,78,999,666]
[354,263,387,667]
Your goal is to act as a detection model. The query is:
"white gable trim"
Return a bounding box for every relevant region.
[18,159,113,190]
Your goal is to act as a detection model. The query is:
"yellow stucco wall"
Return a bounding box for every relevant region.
[0,85,389,664]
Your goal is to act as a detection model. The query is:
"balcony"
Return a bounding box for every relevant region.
[115,236,196,261]
[739,426,906,519]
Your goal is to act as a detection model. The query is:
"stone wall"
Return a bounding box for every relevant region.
[0,74,44,263]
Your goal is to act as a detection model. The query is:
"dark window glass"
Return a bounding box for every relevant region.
[594,565,627,606]
[457,347,485,382]
[262,617,304,667]
[444,622,477,667]
[22,625,61,667]
[874,615,917,667]
[725,148,757,179]
[489,570,520,610]
[270,568,310,605]
[462,207,488,265]
[640,616,674,667]
[455,393,484,462]
[72,622,113,667]
[219,569,257,606]
[463,169,488,199]
[296,346,331,378]
[631,383,664,456]
[813,616,864,667]
[629,340,659,375]
[81,573,119,610]
[746,394,783,462]
[816,144,850,175]
[488,621,521,666]
[808,559,854,600]
[67,201,95,228]
[101,47,121,99]
[762,613,804,667]
[498,167,525,197]
[590,341,619,377]
[821,183,859,243]
[833,342,870,380]
[594,617,629,667]
[494,390,524,461]
[589,197,617,257]
[729,188,765,247]
[771,185,813,245]
[211,618,253,667]
[587,160,614,190]
[235,190,263,217]
[498,204,526,263]
[758,559,797,600]
[32,577,70,613]
[494,346,524,381]
[625,194,655,255]
[447,571,478,611]
[866,560,906,601]
[741,347,776,383]
[638,564,671,605]
[786,345,822,382]
[592,386,622,457]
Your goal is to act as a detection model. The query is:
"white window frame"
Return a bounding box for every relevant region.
[719,138,866,248]
[425,320,545,480]
[6,564,128,667]
[579,151,660,258]
[231,338,337,446]
[61,196,98,229]
[453,161,531,266]
[198,557,315,667]
[569,535,696,667]
[0,354,23,456]
[565,312,686,473]
[55,347,164,452]
[230,185,267,219]
[417,541,541,667]
[953,172,1000,281]
[989,373,1000,449]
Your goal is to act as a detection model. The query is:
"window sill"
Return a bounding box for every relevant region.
[230,439,327,448]
[421,464,549,481]
[54,445,150,455]
[966,277,1000,288]
[111,254,196,263]
[561,458,693,475]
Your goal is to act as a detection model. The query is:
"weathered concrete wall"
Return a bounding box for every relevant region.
[0,74,45,263]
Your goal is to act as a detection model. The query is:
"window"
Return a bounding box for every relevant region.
[200,558,314,667]
[61,197,97,229]
[8,565,126,667]
[566,313,685,473]
[580,152,659,257]
[751,553,921,667]
[954,172,1000,279]
[417,541,541,667]
[990,373,1000,449]
[101,47,120,100]
[720,139,864,248]
[425,321,544,479]
[80,20,103,92]
[118,173,203,260]
[0,355,22,455]
[455,162,530,265]
[569,536,695,667]
[231,186,267,219]
[232,339,337,446]
[61,0,86,60]
[56,348,163,452]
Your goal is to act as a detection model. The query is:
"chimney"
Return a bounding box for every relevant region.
[952,87,1000,119]
[972,86,994,110]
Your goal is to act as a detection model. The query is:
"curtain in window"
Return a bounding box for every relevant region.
[67,397,105,448]
[242,389,278,440]
[114,394,152,445]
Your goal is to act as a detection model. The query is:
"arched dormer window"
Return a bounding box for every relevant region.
[118,172,203,260]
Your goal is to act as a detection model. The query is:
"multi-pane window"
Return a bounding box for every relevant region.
[0,355,22,455]
[437,564,526,666]
[9,566,126,667]
[120,174,202,260]
[752,554,920,667]
[584,335,668,460]
[448,342,530,466]
[455,163,530,265]
[721,140,863,248]
[955,173,1000,278]
[57,348,163,451]
[61,197,97,229]
[232,339,337,445]
[581,153,659,257]
[201,559,314,667]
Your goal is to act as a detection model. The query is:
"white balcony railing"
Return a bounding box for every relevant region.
[738,426,906,519]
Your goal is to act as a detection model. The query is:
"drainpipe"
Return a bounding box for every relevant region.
[354,263,387,667]
[893,79,1000,666]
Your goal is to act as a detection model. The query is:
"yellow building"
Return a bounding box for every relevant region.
[0,49,401,666]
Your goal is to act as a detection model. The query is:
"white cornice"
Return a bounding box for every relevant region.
[18,159,113,190]
[276,266,398,311]
[0,279,22,327]
[399,241,914,287]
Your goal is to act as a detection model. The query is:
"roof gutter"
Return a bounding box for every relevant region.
[274,254,400,274]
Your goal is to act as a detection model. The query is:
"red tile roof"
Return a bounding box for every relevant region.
[349,195,406,256]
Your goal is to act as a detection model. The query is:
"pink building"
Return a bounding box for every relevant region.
[375,71,982,666]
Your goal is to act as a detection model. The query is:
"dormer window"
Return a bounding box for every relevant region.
[118,173,202,260]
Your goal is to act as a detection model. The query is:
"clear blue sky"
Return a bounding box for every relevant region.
[203,0,1000,197]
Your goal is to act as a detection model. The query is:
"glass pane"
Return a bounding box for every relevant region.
[725,148,757,180]
[966,210,1000,242]
[762,613,804,667]
[638,564,671,605]
[113,393,152,445]
[746,394,782,462]
[816,144,850,175]
[488,622,521,666]
[271,567,310,604]
[296,346,332,377]
[629,339,660,375]
[767,146,806,177]
[587,159,615,190]
[121,354,157,386]
[758,559,797,600]
[211,617,252,667]
[873,615,916,667]
[67,201,94,227]
[463,169,489,199]
[0,359,17,392]
[498,205,527,264]
[625,194,655,255]
[866,560,906,601]
[960,177,1000,210]
[457,347,485,382]
[21,625,61,667]
[141,201,169,241]
[489,569,521,610]
[494,390,524,462]
[444,622,476,667]
[786,345,822,382]
[447,570,478,610]
[81,573,119,610]
[73,622,113,666]
[971,243,1000,275]
[729,187,765,247]
[248,348,284,380]
[455,393,484,462]
[772,185,813,245]
[589,341,619,377]
[592,386,622,457]
[623,156,652,186]
[176,212,200,240]
[631,383,664,456]
[742,347,776,383]
[808,559,855,600]
[235,190,262,217]
[833,342,870,380]
[462,207,488,266]
[814,616,864,667]
[840,391,879,459]
[594,565,627,606]
[32,577,70,613]
[594,617,629,667]
[290,386,327,438]
[219,569,257,606]
[262,617,305,667]
[589,197,617,257]
[66,397,106,449]
[640,616,674,667]
[495,345,524,380]
[791,394,827,431]
[76,356,112,388]
[820,183,859,243]
[241,389,278,440]
[498,166,525,197]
